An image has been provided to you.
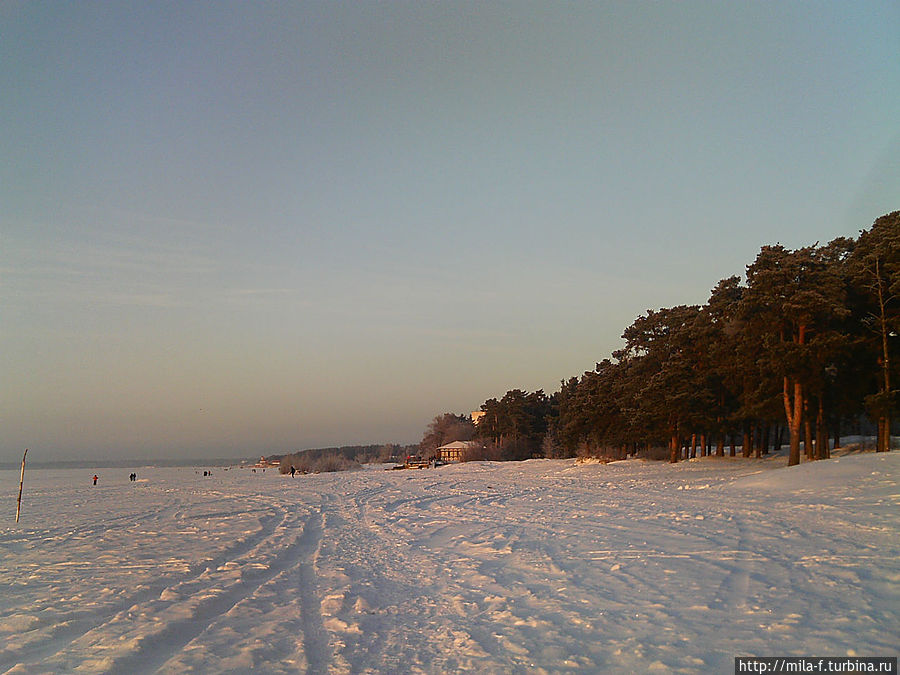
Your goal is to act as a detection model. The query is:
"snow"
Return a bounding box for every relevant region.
[1,453,897,674]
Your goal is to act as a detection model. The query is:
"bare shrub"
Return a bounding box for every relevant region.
[462,443,503,462]
[279,451,358,474]
[312,454,359,473]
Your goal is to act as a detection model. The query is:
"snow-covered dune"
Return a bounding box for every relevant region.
[1,454,897,674]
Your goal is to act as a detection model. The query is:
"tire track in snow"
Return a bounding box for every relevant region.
[0,499,283,674]
[295,509,331,675]
[100,506,322,675]
[1,498,177,551]
[709,513,752,610]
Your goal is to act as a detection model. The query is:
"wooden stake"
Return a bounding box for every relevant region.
[16,449,27,524]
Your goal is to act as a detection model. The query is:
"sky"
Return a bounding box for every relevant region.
[2,2,899,462]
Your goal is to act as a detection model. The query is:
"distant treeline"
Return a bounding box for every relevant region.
[426,211,899,466]
[276,444,417,474]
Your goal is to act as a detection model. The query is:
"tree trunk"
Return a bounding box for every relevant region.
[877,416,891,453]
[730,434,736,457]
[669,432,679,463]
[784,322,808,466]
[816,398,829,460]
[742,423,752,458]
[716,433,725,457]
[784,376,804,466]
[690,433,698,459]
[804,416,814,460]
[875,257,892,452]
[877,417,889,453]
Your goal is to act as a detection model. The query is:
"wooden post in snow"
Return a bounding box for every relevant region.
[16,449,27,524]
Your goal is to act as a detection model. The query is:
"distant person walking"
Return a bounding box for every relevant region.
[92,475,98,486]
[290,465,296,477]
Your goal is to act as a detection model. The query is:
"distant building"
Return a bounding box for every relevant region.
[254,456,281,468]
[437,440,483,463]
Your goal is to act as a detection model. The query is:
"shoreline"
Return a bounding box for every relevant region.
[0,457,248,471]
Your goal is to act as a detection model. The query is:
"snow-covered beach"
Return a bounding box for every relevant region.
[2,452,897,674]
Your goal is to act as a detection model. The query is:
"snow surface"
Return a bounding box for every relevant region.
[1,452,897,674]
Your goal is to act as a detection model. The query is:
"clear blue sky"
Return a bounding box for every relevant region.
[2,2,898,461]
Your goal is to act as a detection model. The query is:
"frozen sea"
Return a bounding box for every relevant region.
[1,451,897,674]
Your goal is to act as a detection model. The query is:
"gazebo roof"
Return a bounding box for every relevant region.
[437,440,479,450]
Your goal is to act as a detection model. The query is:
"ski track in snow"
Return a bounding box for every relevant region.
[1,453,898,674]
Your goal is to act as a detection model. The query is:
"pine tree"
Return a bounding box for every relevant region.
[850,212,900,452]
[743,245,849,465]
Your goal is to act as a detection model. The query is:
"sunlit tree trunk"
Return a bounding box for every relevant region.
[742,423,752,458]
[785,376,804,466]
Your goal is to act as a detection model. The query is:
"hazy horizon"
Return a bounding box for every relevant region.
[3,2,898,463]
[0,454,247,470]
[1,442,410,469]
